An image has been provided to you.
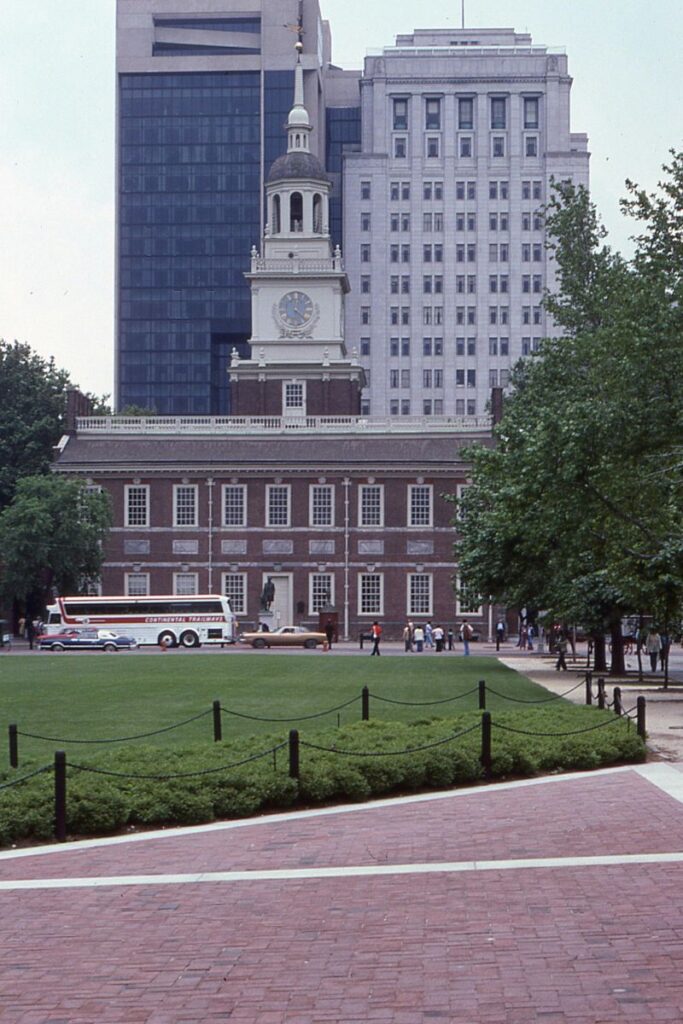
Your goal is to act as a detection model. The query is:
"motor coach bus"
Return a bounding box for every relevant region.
[45,595,236,648]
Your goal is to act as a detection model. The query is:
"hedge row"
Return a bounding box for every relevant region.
[0,706,645,846]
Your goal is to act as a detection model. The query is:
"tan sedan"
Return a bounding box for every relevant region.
[239,625,327,649]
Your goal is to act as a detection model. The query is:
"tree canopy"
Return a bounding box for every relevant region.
[455,152,683,672]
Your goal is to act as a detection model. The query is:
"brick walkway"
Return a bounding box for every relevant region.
[2,764,683,1022]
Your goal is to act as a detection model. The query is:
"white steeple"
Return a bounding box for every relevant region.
[287,43,312,154]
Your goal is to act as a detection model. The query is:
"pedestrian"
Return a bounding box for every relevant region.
[26,617,35,651]
[495,618,505,651]
[413,624,424,653]
[425,621,433,649]
[403,622,413,652]
[18,616,26,641]
[447,627,454,651]
[555,633,568,671]
[433,624,445,652]
[370,620,382,656]
[460,620,473,656]
[660,634,670,672]
[645,629,661,673]
[325,621,334,651]
[527,623,535,652]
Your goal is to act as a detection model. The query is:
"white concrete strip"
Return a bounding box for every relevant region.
[3,850,683,893]
[0,763,636,862]
[634,762,683,803]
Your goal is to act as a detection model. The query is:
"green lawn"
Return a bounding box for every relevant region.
[1,651,554,759]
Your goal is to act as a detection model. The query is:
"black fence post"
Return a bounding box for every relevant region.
[9,724,18,769]
[597,678,606,710]
[637,697,647,741]
[288,729,300,780]
[613,686,622,716]
[478,679,486,710]
[480,711,492,778]
[585,671,593,705]
[212,700,222,743]
[54,751,67,843]
[362,686,369,722]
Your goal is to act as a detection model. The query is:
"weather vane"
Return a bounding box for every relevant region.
[284,2,305,46]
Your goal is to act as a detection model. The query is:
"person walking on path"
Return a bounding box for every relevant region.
[646,629,662,673]
[460,621,473,656]
[413,624,425,653]
[403,622,413,652]
[324,621,334,651]
[495,619,505,651]
[433,624,445,652]
[660,633,670,672]
[370,621,382,656]
[424,622,433,649]
[555,633,569,671]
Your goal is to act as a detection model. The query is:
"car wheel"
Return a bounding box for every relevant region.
[51,643,65,651]
[103,642,118,652]
[158,631,176,648]
[180,631,200,649]
[303,639,317,649]
[252,637,267,649]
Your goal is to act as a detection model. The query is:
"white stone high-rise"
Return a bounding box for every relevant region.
[343,28,589,418]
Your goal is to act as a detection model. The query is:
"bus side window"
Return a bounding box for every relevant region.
[48,612,61,624]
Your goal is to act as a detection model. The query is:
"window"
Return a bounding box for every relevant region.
[310,573,334,613]
[267,484,290,527]
[500,369,510,387]
[401,245,411,263]
[467,369,476,387]
[393,98,408,130]
[500,244,508,262]
[522,212,531,231]
[534,212,543,231]
[467,399,476,415]
[402,182,410,200]
[402,276,410,294]
[390,181,400,201]
[534,306,542,325]
[394,137,407,158]
[459,135,472,158]
[426,136,440,158]
[401,337,410,356]
[391,214,400,232]
[390,244,399,263]
[456,181,465,201]
[425,97,441,130]
[361,243,371,262]
[361,306,371,325]
[500,180,509,199]
[522,243,531,262]
[434,368,443,388]
[391,307,399,325]
[391,276,399,295]
[434,400,443,415]
[359,574,383,615]
[522,180,531,200]
[390,400,399,415]
[457,577,482,614]
[401,399,411,415]
[125,485,149,527]
[434,181,443,200]
[492,136,505,158]
[489,369,498,387]
[401,307,410,325]
[533,180,542,199]
[489,307,498,325]
[489,213,498,231]
[423,182,432,200]
[489,336,498,355]
[525,135,538,157]
[174,484,197,527]
[125,572,149,596]
[489,243,498,263]
[423,399,432,416]
[500,213,509,230]
[522,274,531,293]
[360,337,370,356]
[423,369,432,388]
[489,181,498,199]
[434,213,443,231]
[401,213,410,232]
[490,97,506,129]
[458,97,474,129]
[533,274,543,293]
[390,337,399,357]
[361,180,371,200]
[434,244,443,262]
[423,244,432,263]
[456,368,465,386]
[500,337,509,355]
[533,243,543,262]
[223,484,246,527]
[467,181,476,200]
[310,485,334,527]
[359,484,383,527]
[467,306,476,325]
[223,573,246,615]
[423,338,432,356]
[522,305,531,325]
[522,336,531,355]
[468,275,476,293]
[390,368,399,388]
[408,574,433,616]
[284,382,304,410]
[455,399,465,415]
[361,275,371,295]
[524,97,539,129]
[500,306,509,324]
[401,368,411,388]
[174,572,198,596]
[456,244,465,262]
[361,212,371,231]
[467,337,476,356]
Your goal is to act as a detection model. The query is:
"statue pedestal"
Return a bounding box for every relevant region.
[258,610,275,631]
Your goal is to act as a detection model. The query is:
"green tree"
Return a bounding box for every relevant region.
[0,340,71,511]
[0,475,112,615]
[454,158,683,674]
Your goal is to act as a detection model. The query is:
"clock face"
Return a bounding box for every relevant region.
[278,290,314,328]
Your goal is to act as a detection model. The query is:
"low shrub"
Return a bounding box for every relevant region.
[0,704,645,847]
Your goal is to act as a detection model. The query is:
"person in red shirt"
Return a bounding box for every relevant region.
[371,621,382,656]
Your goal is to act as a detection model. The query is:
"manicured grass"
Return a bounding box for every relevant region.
[2,651,557,758]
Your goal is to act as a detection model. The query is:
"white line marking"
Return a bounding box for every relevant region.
[634,763,683,803]
[3,851,683,892]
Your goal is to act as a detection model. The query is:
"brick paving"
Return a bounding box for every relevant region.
[3,766,683,1022]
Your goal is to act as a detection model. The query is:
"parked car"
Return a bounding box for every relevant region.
[38,629,137,652]
[239,626,327,649]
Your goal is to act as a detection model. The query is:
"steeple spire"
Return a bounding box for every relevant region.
[287,43,312,153]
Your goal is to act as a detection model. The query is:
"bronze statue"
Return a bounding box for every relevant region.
[260,577,275,611]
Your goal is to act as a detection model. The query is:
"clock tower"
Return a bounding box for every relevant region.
[229,44,364,418]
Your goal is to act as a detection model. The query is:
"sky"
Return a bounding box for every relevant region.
[0,0,680,399]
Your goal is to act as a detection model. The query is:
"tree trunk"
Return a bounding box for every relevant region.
[593,633,607,673]
[609,620,626,677]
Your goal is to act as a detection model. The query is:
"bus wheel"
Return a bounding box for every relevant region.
[180,631,200,649]
[158,631,176,649]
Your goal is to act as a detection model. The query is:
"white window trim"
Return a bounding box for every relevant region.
[309,484,335,528]
[173,571,199,596]
[124,484,150,528]
[358,573,384,617]
[407,573,433,617]
[125,572,150,597]
[222,483,247,528]
[455,574,483,616]
[222,572,247,616]
[173,484,198,528]
[282,380,307,416]
[358,483,385,528]
[309,573,335,614]
[408,483,434,528]
[266,483,291,528]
